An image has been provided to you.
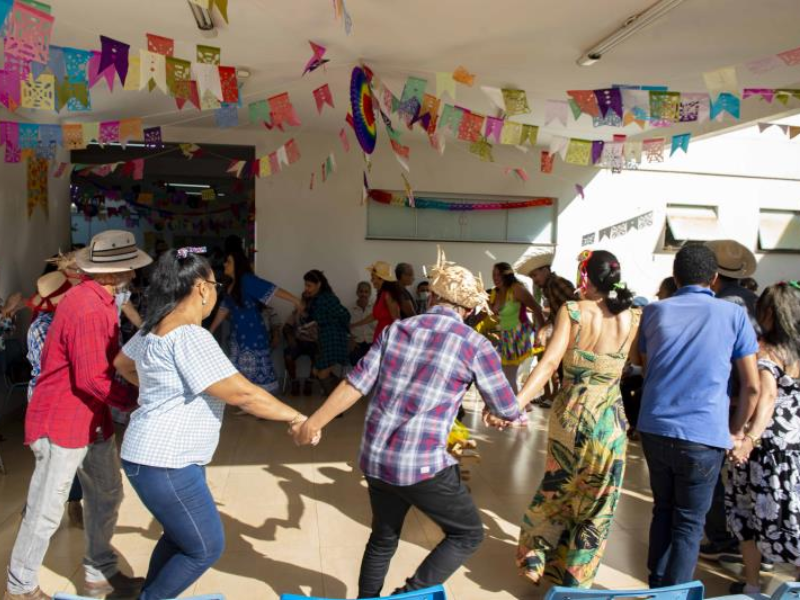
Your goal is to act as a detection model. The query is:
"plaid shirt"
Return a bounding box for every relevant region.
[26,311,55,400]
[543,273,576,322]
[348,305,520,486]
[26,280,135,448]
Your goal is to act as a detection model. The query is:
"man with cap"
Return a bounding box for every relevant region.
[5,231,152,600]
[294,248,521,598]
[699,240,760,561]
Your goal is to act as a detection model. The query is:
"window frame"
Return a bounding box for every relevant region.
[659,203,722,252]
[757,208,800,254]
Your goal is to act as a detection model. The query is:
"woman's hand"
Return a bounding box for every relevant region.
[728,437,752,466]
[292,418,322,446]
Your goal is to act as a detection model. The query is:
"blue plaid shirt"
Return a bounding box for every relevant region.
[348,305,521,486]
[26,312,55,400]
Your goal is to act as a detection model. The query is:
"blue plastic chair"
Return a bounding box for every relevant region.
[710,581,800,600]
[281,584,446,600]
[54,594,224,600]
[544,581,704,600]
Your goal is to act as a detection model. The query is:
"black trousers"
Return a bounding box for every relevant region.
[357,465,484,598]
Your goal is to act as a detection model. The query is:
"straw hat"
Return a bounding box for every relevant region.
[366,261,397,282]
[28,271,74,313]
[705,240,756,279]
[76,230,153,274]
[428,247,489,313]
[514,248,554,276]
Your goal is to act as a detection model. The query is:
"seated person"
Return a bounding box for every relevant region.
[283,296,318,396]
[349,281,375,366]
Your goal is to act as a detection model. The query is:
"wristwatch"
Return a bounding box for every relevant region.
[746,433,762,448]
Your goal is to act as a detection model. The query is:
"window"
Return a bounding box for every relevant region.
[366,192,557,244]
[758,209,800,252]
[662,204,723,250]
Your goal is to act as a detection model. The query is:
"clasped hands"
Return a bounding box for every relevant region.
[727,433,752,466]
[288,415,322,446]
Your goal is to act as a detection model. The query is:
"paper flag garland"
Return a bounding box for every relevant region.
[339,128,350,152]
[502,89,530,116]
[285,139,301,164]
[146,33,174,57]
[140,50,167,93]
[670,133,691,156]
[469,138,494,162]
[21,73,54,110]
[458,111,484,142]
[777,46,800,66]
[27,157,48,217]
[313,84,334,114]
[143,126,162,149]
[565,139,592,166]
[218,66,238,103]
[4,2,54,64]
[98,36,129,86]
[452,66,475,87]
[214,103,238,128]
[567,90,600,118]
[436,72,456,100]
[545,100,568,126]
[268,92,301,128]
[439,105,464,135]
[594,88,623,118]
[484,116,504,143]
[703,66,738,99]
[196,44,221,65]
[349,67,377,154]
[643,138,665,163]
[710,92,740,120]
[303,41,329,75]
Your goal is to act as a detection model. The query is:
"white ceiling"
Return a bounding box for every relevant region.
[22,0,800,142]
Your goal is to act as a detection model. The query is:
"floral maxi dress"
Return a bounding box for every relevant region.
[518,301,638,587]
[726,359,800,566]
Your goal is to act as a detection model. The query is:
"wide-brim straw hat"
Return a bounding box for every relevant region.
[76,230,153,274]
[428,247,489,313]
[28,271,74,312]
[366,261,397,282]
[705,239,756,279]
[514,248,555,276]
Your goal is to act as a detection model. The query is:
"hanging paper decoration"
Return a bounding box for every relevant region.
[302,41,329,75]
[567,90,601,118]
[777,46,800,66]
[123,54,141,90]
[146,33,174,57]
[61,123,84,150]
[193,62,223,103]
[499,121,522,145]
[743,88,775,103]
[143,126,163,149]
[98,120,120,146]
[268,92,301,128]
[710,92,740,120]
[399,76,426,116]
[196,44,221,65]
[313,83,334,114]
[565,139,592,166]
[4,2,54,63]
[744,55,783,75]
[285,139,301,164]
[594,88,623,118]
[63,47,92,82]
[349,67,377,154]
[575,184,585,200]
[27,157,48,217]
[469,138,494,162]
[201,188,216,202]
[541,151,554,174]
[452,66,476,87]
[369,189,553,211]
[484,116,504,143]
[214,103,238,128]
[140,50,168,93]
[545,100,568,126]
[98,36,129,86]
[339,127,350,152]
[2,121,20,163]
[643,138,666,163]
[166,57,192,95]
[649,91,681,121]
[20,72,55,110]
[218,66,238,103]
[521,124,538,146]
[436,72,456,99]
[248,99,270,124]
[670,133,691,156]
[502,89,530,116]
[438,104,464,135]
[457,111,484,142]
[175,80,200,110]
[332,0,353,35]
[703,66,738,99]
[591,140,605,165]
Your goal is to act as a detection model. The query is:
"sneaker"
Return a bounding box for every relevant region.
[83,573,145,599]
[67,500,84,529]
[3,588,52,600]
[700,541,740,559]
[719,554,775,572]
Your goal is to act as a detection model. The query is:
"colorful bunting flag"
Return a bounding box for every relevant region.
[219,66,238,103]
[20,72,54,110]
[710,92,741,120]
[196,44,221,65]
[439,105,464,135]
[146,33,174,57]
[670,133,691,156]
[4,2,54,63]
[98,35,129,86]
[143,126,162,149]
[436,72,456,99]
[469,138,494,162]
[339,127,350,152]
[643,138,665,163]
[567,90,600,118]
[302,41,328,75]
[545,100,568,126]
[313,83,334,114]
[502,89,530,116]
[27,157,48,217]
[214,103,238,127]
[452,66,475,87]
[703,66,738,99]
[457,111,484,142]
[565,139,592,166]
[285,139,301,164]
[268,92,301,128]
[594,88,623,118]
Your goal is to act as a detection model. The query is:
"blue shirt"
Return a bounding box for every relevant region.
[637,285,758,449]
[26,312,55,400]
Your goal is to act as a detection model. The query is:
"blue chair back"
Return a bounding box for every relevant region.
[281,584,446,600]
[54,594,224,600]
[771,583,800,600]
[544,581,704,600]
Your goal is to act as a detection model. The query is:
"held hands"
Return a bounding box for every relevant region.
[728,434,752,466]
[482,409,513,431]
[289,416,322,446]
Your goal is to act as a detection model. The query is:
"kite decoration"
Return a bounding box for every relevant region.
[349,66,377,154]
[302,41,329,76]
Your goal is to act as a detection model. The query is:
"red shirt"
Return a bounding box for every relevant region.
[26,279,135,448]
[372,290,397,342]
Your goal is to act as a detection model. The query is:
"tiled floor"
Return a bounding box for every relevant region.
[0,391,796,599]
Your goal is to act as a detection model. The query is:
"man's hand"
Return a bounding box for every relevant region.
[728,436,752,466]
[482,410,512,431]
[292,419,322,446]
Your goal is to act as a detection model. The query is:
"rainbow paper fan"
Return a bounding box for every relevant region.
[350,67,377,154]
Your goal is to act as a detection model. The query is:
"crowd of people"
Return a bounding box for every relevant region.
[1,229,798,600]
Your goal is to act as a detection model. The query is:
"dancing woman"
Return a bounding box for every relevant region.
[515,250,640,588]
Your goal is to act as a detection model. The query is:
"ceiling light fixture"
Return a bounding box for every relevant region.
[187,0,215,31]
[576,0,687,66]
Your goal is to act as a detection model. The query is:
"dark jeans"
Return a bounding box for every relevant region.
[641,433,724,588]
[350,342,371,367]
[704,457,737,547]
[122,461,225,600]
[68,475,83,502]
[620,375,643,430]
[358,465,484,598]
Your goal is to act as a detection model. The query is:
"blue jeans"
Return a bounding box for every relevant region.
[640,433,724,588]
[122,461,224,600]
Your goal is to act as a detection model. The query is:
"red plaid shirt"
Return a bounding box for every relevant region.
[26,279,135,448]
